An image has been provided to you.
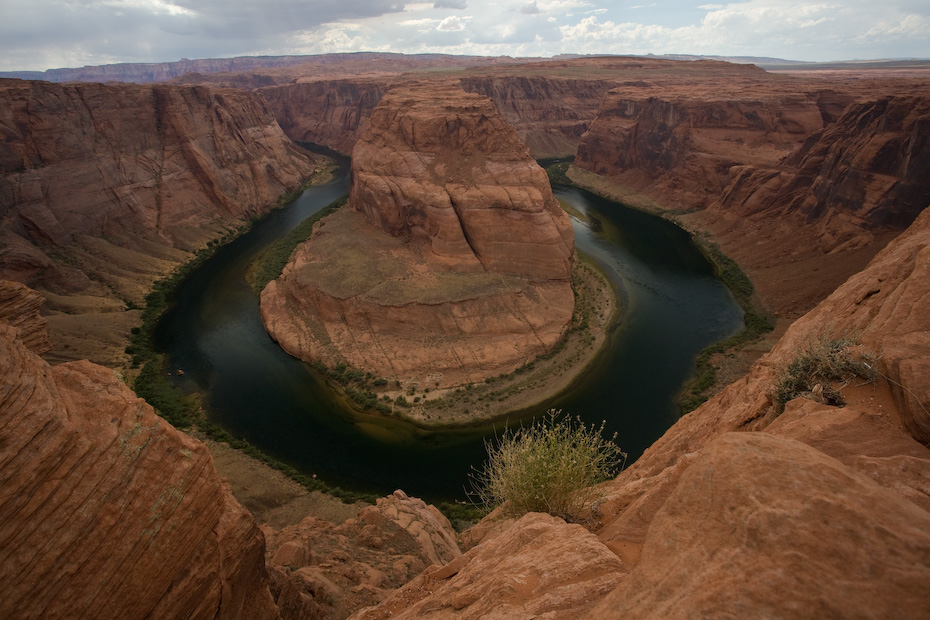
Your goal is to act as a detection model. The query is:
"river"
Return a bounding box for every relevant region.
[154,164,743,502]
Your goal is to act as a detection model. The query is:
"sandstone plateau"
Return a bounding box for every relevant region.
[261,83,575,389]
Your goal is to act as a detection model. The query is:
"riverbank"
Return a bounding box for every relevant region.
[563,164,778,407]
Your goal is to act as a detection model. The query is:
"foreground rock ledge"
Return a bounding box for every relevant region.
[261,83,575,390]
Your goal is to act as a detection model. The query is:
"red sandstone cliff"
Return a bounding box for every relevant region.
[261,83,574,389]
[0,78,319,364]
[0,283,281,620]
[572,68,930,317]
[351,207,930,620]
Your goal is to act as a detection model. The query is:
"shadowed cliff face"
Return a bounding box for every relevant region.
[0,286,281,620]
[261,83,575,388]
[0,79,318,298]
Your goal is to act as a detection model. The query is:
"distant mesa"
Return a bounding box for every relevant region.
[260,82,575,390]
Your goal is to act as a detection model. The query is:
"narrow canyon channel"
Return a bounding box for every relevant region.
[154,163,743,502]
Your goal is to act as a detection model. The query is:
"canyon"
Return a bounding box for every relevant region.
[1,53,929,618]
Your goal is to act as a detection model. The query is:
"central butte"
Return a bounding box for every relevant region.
[260,83,576,390]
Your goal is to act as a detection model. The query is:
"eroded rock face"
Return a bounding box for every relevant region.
[0,319,280,620]
[0,78,317,298]
[265,490,461,620]
[0,279,49,354]
[261,83,574,388]
[350,512,626,620]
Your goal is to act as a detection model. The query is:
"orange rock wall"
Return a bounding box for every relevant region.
[0,318,281,620]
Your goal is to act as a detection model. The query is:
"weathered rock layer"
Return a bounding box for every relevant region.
[0,289,280,620]
[261,83,574,388]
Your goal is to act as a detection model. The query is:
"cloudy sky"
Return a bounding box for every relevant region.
[1,0,928,72]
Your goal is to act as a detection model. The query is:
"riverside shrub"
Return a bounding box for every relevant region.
[472,410,625,522]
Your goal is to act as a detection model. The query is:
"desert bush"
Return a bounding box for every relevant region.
[471,410,625,522]
[771,333,878,412]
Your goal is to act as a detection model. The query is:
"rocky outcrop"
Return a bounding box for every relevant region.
[265,490,461,620]
[356,206,930,618]
[0,279,49,353]
[261,83,575,389]
[350,512,626,620]
[0,316,280,619]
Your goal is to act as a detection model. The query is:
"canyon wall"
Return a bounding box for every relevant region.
[261,83,575,389]
[573,69,930,316]
[0,281,282,620]
[0,78,319,364]
[351,203,930,620]
[260,79,390,154]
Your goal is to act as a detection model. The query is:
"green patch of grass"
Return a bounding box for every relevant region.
[247,195,348,293]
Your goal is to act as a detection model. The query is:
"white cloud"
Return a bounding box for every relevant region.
[438,15,467,30]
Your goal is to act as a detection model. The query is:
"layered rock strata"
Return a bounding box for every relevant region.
[0,287,281,620]
[261,84,574,388]
[573,73,930,317]
[0,78,318,364]
[0,78,317,296]
[350,207,930,618]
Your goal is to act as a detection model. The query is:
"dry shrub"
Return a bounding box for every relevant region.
[771,333,878,412]
[471,410,625,522]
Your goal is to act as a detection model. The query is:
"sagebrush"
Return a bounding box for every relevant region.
[771,333,878,412]
[471,410,625,521]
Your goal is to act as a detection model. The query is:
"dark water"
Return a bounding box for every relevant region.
[154,168,743,502]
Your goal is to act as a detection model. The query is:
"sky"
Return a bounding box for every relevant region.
[1,0,928,72]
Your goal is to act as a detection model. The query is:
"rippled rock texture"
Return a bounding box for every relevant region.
[261,83,574,388]
[0,292,281,620]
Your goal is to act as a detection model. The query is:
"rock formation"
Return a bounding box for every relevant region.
[264,490,462,620]
[0,283,281,620]
[261,79,390,154]
[261,83,575,388]
[350,206,930,618]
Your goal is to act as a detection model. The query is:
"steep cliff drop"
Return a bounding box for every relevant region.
[573,76,930,318]
[260,82,575,396]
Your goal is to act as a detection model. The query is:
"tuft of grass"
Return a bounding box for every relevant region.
[470,410,626,522]
[771,333,878,413]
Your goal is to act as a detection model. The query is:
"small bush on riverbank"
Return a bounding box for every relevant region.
[471,410,625,522]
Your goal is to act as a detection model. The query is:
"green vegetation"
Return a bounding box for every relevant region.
[470,410,626,522]
[676,236,776,412]
[771,333,878,413]
[247,195,348,292]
